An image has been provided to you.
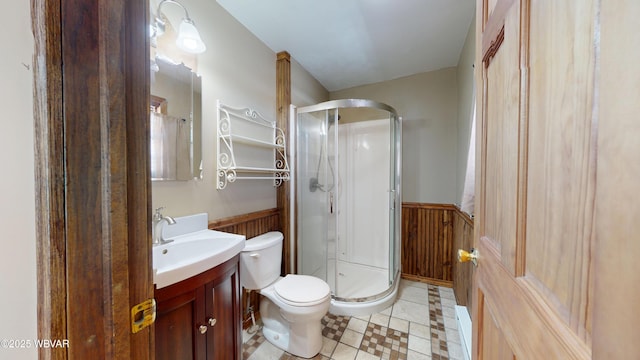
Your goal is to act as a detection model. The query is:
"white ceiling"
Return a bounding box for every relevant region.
[216,0,475,92]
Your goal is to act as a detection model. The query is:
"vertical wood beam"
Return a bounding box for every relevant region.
[32,0,150,358]
[276,51,292,274]
[32,0,66,358]
[126,0,153,358]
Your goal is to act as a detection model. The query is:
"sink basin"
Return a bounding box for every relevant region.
[153,216,245,289]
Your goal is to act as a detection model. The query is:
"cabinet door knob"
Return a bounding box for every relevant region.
[198,324,208,334]
[208,317,217,327]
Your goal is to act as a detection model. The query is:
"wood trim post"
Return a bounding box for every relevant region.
[126,0,154,357]
[32,0,66,358]
[276,51,292,274]
[32,0,151,358]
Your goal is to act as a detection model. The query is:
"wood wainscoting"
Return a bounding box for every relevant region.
[402,203,454,286]
[209,208,281,329]
[401,203,474,310]
[210,204,474,326]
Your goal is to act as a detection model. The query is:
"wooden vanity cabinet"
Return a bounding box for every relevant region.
[154,255,242,360]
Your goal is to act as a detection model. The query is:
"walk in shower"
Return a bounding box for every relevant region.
[293,99,401,316]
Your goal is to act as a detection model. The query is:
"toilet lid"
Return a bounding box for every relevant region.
[274,275,330,305]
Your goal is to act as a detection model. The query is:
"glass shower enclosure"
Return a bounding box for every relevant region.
[293,99,401,316]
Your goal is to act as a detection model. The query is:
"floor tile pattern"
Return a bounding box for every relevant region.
[242,330,266,360]
[242,281,464,360]
[427,285,448,360]
[359,322,408,359]
[322,313,351,341]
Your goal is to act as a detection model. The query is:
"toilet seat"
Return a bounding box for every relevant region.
[274,275,331,307]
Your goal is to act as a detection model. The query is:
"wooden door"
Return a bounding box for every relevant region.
[474,0,596,358]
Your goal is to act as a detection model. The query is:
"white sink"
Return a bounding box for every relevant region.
[153,213,245,289]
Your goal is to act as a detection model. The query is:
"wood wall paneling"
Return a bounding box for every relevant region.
[401,203,474,309]
[401,203,455,287]
[209,208,281,328]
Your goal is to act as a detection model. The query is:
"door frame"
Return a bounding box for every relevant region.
[32,0,152,358]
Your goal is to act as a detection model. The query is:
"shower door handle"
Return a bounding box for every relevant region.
[389,190,396,210]
[329,192,334,214]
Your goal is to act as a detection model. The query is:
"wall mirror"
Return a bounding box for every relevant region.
[150,56,203,181]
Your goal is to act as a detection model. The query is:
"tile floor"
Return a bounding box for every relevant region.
[242,280,465,360]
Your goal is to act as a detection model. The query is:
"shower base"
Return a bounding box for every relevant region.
[328,272,400,317]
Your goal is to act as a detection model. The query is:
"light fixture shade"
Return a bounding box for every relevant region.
[176,19,206,54]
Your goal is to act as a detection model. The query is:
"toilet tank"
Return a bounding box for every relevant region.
[240,231,283,290]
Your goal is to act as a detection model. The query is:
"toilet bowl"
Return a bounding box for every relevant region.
[260,275,330,357]
[240,232,331,358]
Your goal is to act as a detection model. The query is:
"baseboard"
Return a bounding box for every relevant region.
[456,305,472,360]
[401,273,453,288]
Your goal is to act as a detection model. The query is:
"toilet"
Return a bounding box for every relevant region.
[240,231,331,358]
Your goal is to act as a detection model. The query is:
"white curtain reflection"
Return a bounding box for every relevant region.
[150,112,191,180]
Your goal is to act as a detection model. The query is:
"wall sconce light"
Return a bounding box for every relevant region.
[152,0,206,54]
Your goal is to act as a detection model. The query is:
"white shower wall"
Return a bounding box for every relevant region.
[337,119,390,272]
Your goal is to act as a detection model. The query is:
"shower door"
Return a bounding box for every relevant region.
[334,118,391,299]
[296,109,338,290]
[389,112,401,286]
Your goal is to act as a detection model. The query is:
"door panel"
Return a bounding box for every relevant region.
[526,0,596,339]
[156,288,204,360]
[478,290,515,360]
[474,0,595,358]
[476,237,589,358]
[482,0,520,276]
[486,0,499,20]
[593,2,640,358]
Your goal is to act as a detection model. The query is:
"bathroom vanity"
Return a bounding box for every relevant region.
[154,255,242,360]
[152,213,245,360]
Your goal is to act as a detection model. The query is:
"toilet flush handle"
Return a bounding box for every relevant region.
[250,253,260,258]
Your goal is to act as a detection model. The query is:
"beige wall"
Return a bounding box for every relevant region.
[331,68,459,204]
[455,17,477,205]
[151,0,328,220]
[0,1,37,359]
[292,57,330,107]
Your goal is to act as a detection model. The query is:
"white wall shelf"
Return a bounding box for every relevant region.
[216,100,290,189]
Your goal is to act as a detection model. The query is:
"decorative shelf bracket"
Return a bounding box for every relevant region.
[216,100,290,189]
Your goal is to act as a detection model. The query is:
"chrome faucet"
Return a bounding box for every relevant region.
[152,207,176,245]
